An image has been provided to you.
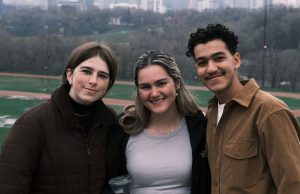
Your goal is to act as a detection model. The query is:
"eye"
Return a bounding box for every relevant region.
[156,81,167,87]
[138,84,151,91]
[214,55,225,62]
[196,60,207,67]
[98,73,109,80]
[82,69,92,74]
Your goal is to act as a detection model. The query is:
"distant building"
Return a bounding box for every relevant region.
[58,0,81,10]
[140,0,166,13]
[3,0,299,12]
[273,0,298,7]
[164,0,188,11]
[81,0,95,10]
[109,2,137,9]
[222,0,262,9]
[94,0,111,9]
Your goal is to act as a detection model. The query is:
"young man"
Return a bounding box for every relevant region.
[186,23,300,194]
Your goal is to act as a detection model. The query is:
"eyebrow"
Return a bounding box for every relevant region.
[195,51,225,63]
[138,78,168,87]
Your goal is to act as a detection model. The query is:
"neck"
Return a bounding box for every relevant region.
[147,107,182,134]
[69,96,95,116]
[216,79,243,104]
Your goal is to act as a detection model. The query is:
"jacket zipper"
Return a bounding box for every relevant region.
[86,137,91,194]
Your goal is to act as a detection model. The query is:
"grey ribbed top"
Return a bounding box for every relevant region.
[126,118,192,194]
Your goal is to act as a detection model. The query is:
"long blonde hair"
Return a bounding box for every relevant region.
[119,50,199,134]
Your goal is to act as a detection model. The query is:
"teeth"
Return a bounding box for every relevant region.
[206,74,223,80]
[151,98,164,104]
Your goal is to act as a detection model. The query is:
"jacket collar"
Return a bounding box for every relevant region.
[51,84,110,129]
[186,110,207,153]
[209,78,260,108]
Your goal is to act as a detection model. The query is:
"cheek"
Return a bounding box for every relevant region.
[73,76,86,85]
[101,80,110,89]
[196,68,206,78]
[138,91,148,101]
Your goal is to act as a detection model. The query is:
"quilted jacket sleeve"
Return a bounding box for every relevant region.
[0,112,43,194]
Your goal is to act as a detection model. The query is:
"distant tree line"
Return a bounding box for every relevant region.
[0,6,299,91]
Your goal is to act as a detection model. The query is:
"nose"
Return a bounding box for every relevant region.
[89,74,98,85]
[206,60,218,73]
[150,87,160,97]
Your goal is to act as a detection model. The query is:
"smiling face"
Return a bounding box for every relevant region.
[194,39,241,102]
[67,56,110,105]
[137,64,179,116]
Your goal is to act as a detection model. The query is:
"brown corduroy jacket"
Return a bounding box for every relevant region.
[207,79,300,194]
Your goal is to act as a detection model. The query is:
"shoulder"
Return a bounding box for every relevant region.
[108,113,129,140]
[256,90,288,107]
[185,110,207,136]
[253,90,292,116]
[96,101,117,124]
[4,102,51,146]
[251,90,299,131]
[186,110,207,125]
[10,100,53,134]
[18,100,53,123]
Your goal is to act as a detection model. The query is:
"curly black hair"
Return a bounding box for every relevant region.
[186,24,239,58]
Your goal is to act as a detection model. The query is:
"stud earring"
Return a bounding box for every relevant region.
[69,80,72,85]
[176,88,179,96]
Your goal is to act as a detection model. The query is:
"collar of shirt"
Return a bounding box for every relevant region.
[208,78,260,108]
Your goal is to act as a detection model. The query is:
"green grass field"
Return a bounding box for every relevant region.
[0,75,300,146]
[0,75,60,93]
[277,97,300,110]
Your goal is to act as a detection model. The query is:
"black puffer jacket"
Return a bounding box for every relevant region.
[105,111,211,194]
[0,85,116,194]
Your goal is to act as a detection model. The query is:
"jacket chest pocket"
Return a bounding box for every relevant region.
[222,141,260,188]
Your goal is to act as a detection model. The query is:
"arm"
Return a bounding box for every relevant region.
[260,110,300,194]
[0,113,42,194]
[102,123,128,194]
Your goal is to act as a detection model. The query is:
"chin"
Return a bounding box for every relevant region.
[151,109,168,115]
[205,83,224,92]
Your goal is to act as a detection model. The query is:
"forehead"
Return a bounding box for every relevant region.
[194,39,229,57]
[137,65,170,83]
[76,56,109,73]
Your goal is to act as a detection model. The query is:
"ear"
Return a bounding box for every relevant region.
[233,52,241,70]
[66,68,73,84]
[175,79,180,91]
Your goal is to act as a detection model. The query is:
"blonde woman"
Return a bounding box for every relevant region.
[106,50,210,194]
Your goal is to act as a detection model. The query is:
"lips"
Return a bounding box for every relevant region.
[85,88,97,92]
[150,97,165,104]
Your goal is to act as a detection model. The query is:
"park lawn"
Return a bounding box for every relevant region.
[1,75,300,107]
[190,90,213,107]
[277,97,300,110]
[107,84,135,100]
[0,75,60,94]
[0,97,124,146]
[0,75,136,100]
[0,97,43,117]
[0,97,44,146]
[1,74,299,147]
[0,127,10,146]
